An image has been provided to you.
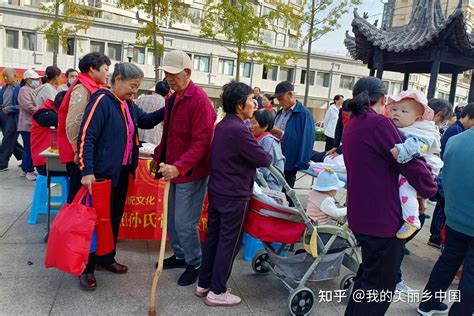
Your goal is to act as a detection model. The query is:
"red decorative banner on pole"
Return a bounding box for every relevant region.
[119,160,208,241]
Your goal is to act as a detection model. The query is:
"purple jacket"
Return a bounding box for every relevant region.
[343,108,437,237]
[208,114,272,200]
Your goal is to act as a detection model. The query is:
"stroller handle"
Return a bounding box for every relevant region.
[267,165,305,213]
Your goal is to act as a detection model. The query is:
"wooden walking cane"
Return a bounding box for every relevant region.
[148,163,170,316]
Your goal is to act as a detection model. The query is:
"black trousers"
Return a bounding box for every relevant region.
[283,170,297,207]
[324,136,334,151]
[0,112,23,167]
[66,162,82,203]
[198,193,248,294]
[429,193,446,245]
[422,225,474,315]
[397,213,426,283]
[345,234,405,316]
[84,166,130,273]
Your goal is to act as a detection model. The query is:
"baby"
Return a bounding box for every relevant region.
[387,89,443,239]
[306,168,347,225]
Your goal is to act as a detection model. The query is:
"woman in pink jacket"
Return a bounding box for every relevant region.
[18,69,41,181]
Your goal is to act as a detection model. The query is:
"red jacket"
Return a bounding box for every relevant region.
[31,99,56,167]
[152,81,216,184]
[57,73,101,164]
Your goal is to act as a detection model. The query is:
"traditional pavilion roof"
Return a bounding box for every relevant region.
[344,0,474,65]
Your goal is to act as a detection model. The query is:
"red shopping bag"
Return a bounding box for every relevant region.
[92,180,114,256]
[44,186,97,276]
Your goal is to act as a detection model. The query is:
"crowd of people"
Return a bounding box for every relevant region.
[1,48,473,314]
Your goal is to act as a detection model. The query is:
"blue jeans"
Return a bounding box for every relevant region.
[422,225,474,315]
[167,178,208,267]
[20,131,34,173]
[0,112,22,167]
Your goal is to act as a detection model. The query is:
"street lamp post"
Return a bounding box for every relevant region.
[127,44,134,62]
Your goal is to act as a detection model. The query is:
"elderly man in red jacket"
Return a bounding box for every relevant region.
[152,50,216,286]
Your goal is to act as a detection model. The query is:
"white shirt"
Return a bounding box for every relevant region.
[323,104,339,138]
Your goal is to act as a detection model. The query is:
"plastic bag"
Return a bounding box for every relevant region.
[92,180,114,255]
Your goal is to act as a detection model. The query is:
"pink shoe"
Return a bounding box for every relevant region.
[194,285,210,298]
[25,172,36,181]
[205,289,241,307]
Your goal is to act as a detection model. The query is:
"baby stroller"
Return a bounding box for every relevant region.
[246,166,361,315]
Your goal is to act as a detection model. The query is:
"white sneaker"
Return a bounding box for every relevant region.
[194,285,210,298]
[205,289,241,307]
[395,280,413,294]
[25,172,37,181]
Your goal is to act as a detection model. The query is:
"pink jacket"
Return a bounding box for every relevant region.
[17,85,38,132]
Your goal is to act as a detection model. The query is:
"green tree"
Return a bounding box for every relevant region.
[38,0,94,67]
[118,0,186,81]
[200,0,304,81]
[301,0,360,105]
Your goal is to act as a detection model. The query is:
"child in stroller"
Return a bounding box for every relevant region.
[246,165,360,316]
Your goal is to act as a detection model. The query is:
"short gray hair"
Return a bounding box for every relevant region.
[111,62,144,85]
[3,68,16,76]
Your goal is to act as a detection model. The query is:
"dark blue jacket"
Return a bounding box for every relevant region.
[78,89,163,186]
[441,120,464,159]
[275,101,315,171]
[0,83,20,113]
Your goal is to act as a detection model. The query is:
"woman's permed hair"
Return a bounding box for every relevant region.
[78,52,111,73]
[221,81,252,114]
[111,63,144,85]
[349,77,387,117]
[253,109,276,132]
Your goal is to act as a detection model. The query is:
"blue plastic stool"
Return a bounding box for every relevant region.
[28,175,69,224]
[242,233,285,261]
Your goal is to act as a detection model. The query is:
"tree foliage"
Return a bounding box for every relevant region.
[38,0,94,66]
[200,0,304,81]
[118,0,187,81]
[301,0,360,105]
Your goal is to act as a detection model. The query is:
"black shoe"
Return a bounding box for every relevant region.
[417,301,449,315]
[177,265,200,286]
[403,246,410,255]
[162,255,186,270]
[424,214,431,219]
[0,166,8,172]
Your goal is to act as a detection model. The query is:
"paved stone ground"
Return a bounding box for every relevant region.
[0,142,452,316]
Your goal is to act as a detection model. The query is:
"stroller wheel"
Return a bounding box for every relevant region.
[251,252,270,274]
[288,287,315,315]
[340,273,356,297]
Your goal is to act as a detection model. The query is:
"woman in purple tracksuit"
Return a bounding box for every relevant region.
[196,81,271,307]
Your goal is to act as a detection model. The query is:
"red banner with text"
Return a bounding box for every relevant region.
[118,160,208,241]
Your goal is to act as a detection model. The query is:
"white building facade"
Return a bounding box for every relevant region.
[0,0,469,121]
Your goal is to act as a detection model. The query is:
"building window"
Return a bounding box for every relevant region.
[316,72,330,87]
[22,32,36,51]
[300,70,315,85]
[147,49,156,65]
[262,30,274,45]
[262,65,278,81]
[189,8,203,26]
[240,62,252,78]
[389,82,402,96]
[66,38,75,56]
[45,38,54,53]
[276,33,285,47]
[288,35,298,49]
[340,75,355,90]
[279,67,294,82]
[90,41,105,54]
[133,47,145,64]
[6,30,19,49]
[107,43,122,61]
[193,55,210,72]
[218,59,234,76]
